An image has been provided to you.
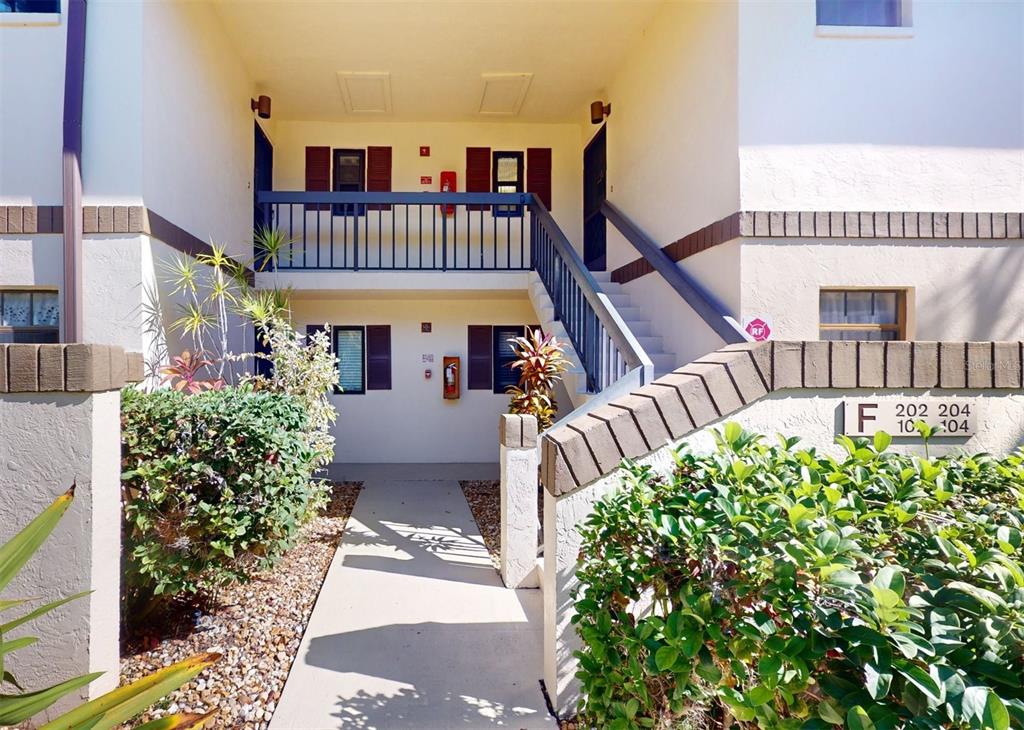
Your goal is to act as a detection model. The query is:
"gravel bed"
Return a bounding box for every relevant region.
[120,481,362,729]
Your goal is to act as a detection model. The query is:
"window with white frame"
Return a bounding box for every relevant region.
[816,0,904,27]
[819,289,906,341]
[0,290,59,343]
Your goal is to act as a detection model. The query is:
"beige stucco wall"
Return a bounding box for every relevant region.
[267,119,584,250]
[0,390,122,715]
[0,4,66,204]
[737,0,1024,211]
[289,293,539,464]
[141,0,255,260]
[741,238,1024,341]
[601,0,740,270]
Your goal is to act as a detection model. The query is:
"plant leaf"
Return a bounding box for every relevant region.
[0,487,74,594]
[40,652,220,730]
[0,672,102,726]
[0,591,92,635]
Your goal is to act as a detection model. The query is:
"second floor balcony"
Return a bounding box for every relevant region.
[256,191,535,274]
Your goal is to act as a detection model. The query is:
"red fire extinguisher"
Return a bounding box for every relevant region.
[439,170,456,216]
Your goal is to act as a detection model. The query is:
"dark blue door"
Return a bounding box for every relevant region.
[583,125,607,271]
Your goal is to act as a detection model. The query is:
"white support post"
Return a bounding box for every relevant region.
[498,414,540,589]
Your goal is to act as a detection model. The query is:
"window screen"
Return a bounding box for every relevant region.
[492,151,524,218]
[819,290,905,341]
[334,326,365,394]
[0,290,59,343]
[333,149,366,216]
[816,0,902,27]
[492,325,525,394]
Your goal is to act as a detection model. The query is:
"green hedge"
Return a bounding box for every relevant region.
[573,424,1024,730]
[121,386,322,604]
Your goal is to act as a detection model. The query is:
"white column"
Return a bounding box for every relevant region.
[498,413,539,589]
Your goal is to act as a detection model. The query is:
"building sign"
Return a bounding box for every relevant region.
[843,398,978,437]
[743,316,773,342]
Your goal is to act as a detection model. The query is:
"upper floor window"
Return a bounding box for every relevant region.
[820,289,906,341]
[493,151,524,218]
[0,289,59,343]
[0,0,60,12]
[816,0,902,27]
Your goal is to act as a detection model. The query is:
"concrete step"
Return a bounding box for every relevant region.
[650,353,677,373]
[620,319,653,336]
[635,336,664,354]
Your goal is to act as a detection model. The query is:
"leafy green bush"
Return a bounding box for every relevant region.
[121,386,319,604]
[573,424,1024,729]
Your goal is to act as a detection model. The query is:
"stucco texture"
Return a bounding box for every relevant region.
[0,391,121,716]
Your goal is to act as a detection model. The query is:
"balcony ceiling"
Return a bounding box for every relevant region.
[210,0,666,123]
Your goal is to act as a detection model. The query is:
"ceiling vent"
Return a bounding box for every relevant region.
[479,73,533,117]
[337,71,393,114]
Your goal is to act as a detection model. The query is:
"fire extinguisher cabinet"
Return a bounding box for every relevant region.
[443,356,460,399]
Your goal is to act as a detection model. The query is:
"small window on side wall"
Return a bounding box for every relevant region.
[816,0,903,27]
[0,290,59,343]
[819,289,906,341]
[1,0,60,12]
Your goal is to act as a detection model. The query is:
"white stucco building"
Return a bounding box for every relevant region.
[2,0,1022,465]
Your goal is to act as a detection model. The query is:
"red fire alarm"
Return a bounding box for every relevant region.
[419,146,430,157]
[420,176,432,185]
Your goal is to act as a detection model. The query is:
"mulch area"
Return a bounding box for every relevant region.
[120,481,362,729]
[459,479,544,570]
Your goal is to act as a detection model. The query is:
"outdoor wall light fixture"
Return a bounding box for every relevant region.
[251,95,272,119]
[590,100,611,124]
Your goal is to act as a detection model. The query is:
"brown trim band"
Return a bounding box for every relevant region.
[611,210,1024,285]
[611,213,739,285]
[0,343,144,393]
[1,205,254,280]
[739,211,1024,239]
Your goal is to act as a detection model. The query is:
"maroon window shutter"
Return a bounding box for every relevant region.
[366,146,392,211]
[466,147,491,211]
[526,148,552,210]
[305,146,330,211]
[366,325,391,390]
[467,325,492,390]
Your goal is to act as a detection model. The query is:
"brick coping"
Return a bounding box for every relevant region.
[542,340,1024,497]
[0,344,144,393]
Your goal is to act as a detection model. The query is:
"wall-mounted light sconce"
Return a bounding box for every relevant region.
[590,100,611,125]
[251,95,272,119]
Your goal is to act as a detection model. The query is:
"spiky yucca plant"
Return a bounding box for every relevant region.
[0,487,219,728]
[505,328,569,430]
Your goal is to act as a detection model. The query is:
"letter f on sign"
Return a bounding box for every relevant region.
[858,403,878,433]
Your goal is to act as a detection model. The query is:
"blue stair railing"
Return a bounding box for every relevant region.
[529,197,653,394]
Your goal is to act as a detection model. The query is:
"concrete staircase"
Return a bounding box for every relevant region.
[527,271,676,409]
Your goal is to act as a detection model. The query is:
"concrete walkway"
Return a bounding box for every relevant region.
[270,472,555,730]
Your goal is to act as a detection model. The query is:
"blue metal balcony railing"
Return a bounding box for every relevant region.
[255,189,651,399]
[255,191,531,271]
